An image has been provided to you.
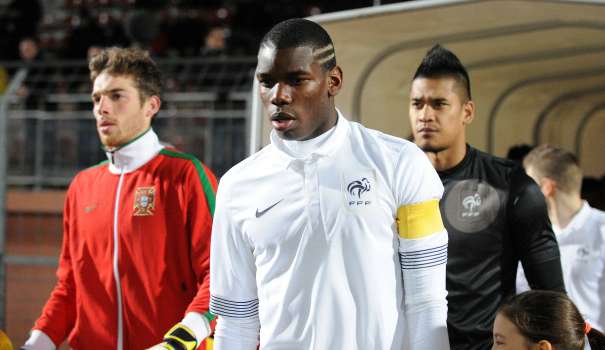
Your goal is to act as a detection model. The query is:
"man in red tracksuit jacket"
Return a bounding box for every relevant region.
[21,47,216,350]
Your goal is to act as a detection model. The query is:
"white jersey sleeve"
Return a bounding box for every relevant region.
[209,178,260,349]
[395,144,450,349]
[515,264,530,293]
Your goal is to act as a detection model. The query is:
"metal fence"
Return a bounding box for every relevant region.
[2,57,256,186]
[0,56,256,346]
[7,99,250,188]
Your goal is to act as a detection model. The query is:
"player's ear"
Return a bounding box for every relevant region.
[537,340,553,350]
[462,99,475,126]
[145,95,161,120]
[327,65,342,97]
[541,177,557,197]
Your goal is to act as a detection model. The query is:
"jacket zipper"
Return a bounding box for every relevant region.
[113,171,125,350]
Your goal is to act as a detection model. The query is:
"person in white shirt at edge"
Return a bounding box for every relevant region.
[516,145,605,332]
[209,18,450,350]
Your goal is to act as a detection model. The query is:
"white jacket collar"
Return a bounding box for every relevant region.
[557,200,592,235]
[270,109,349,167]
[105,128,164,174]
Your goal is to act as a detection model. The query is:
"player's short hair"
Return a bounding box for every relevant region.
[260,18,336,71]
[413,44,472,101]
[523,144,583,194]
[89,47,162,104]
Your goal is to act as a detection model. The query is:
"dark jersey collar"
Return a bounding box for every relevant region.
[437,144,475,179]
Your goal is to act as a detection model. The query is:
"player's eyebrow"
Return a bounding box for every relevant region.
[257,70,310,80]
[91,88,126,99]
[91,88,126,97]
[411,96,448,102]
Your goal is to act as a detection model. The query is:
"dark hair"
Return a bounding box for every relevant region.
[506,144,534,164]
[582,176,605,211]
[498,290,605,350]
[412,44,471,101]
[260,18,336,71]
[89,47,162,104]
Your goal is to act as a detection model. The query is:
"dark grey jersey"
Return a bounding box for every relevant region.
[440,145,564,350]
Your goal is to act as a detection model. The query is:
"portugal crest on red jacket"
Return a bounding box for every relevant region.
[133,187,155,216]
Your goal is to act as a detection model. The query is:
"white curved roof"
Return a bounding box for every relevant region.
[253,0,605,176]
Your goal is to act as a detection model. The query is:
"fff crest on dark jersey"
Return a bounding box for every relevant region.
[443,179,502,233]
[438,145,562,350]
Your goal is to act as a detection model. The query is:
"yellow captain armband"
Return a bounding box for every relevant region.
[396,199,444,239]
[161,323,197,350]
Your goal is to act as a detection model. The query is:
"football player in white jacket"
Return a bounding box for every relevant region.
[210,18,450,350]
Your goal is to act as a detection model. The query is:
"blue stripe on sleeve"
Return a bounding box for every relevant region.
[210,295,259,319]
[400,243,448,270]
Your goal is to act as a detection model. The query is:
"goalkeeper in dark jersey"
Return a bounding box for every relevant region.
[406,44,565,350]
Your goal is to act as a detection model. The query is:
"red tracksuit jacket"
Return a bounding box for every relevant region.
[34,129,217,349]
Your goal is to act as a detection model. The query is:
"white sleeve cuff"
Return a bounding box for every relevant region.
[181,312,211,342]
[399,230,448,305]
[22,330,56,350]
[213,315,260,350]
[399,231,450,349]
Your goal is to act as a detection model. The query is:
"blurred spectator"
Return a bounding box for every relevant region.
[125,9,161,50]
[0,0,42,60]
[506,143,534,164]
[2,0,379,60]
[63,9,128,59]
[15,36,49,176]
[19,37,44,63]
[200,25,229,57]
[162,12,205,57]
[87,45,104,61]
[15,37,45,109]
[582,176,605,211]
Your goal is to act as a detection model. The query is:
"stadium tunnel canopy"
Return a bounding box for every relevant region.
[250,0,605,176]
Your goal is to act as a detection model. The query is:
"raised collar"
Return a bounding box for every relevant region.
[556,200,592,235]
[270,109,350,168]
[437,144,474,178]
[105,128,164,174]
